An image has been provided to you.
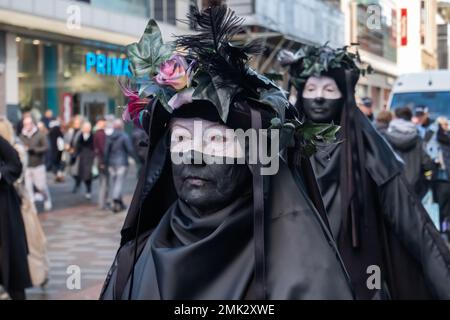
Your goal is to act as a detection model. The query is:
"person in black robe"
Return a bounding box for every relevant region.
[74,122,96,199]
[100,6,354,300]
[279,44,450,299]
[0,135,32,300]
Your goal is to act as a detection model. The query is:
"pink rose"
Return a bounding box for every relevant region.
[154,55,190,90]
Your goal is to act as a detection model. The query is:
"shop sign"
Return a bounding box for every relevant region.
[400,8,408,46]
[85,52,131,77]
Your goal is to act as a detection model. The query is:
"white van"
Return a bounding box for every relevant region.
[387,70,450,119]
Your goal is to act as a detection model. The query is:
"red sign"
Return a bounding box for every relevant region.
[400,8,408,46]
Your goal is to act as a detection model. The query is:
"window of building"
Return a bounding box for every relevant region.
[152,0,176,24]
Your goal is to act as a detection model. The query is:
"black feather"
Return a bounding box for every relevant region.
[176,4,264,92]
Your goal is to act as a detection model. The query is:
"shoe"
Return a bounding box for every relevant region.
[44,201,52,211]
[85,193,92,200]
[34,193,44,202]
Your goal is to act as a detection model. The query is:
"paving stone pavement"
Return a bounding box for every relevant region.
[26,200,129,300]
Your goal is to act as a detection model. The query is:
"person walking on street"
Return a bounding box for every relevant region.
[357,97,374,121]
[0,134,32,300]
[436,117,450,234]
[0,116,49,290]
[131,126,148,176]
[94,118,108,209]
[105,119,136,213]
[74,122,96,200]
[64,116,83,192]
[48,119,65,182]
[19,116,52,211]
[383,106,434,198]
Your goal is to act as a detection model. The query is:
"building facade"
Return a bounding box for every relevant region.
[0,0,192,123]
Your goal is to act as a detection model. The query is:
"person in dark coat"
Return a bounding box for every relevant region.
[100,8,354,300]
[94,118,108,209]
[131,126,148,176]
[383,107,434,198]
[104,119,137,213]
[0,135,32,300]
[48,119,65,182]
[436,117,450,231]
[279,44,450,299]
[74,122,95,199]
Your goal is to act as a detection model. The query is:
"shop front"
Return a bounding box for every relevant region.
[16,34,128,124]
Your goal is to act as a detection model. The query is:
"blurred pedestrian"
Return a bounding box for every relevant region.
[105,119,136,213]
[19,116,52,211]
[48,119,65,182]
[0,116,49,290]
[74,121,95,200]
[0,131,32,300]
[413,105,442,170]
[436,117,450,232]
[358,97,374,121]
[384,106,434,197]
[375,110,393,135]
[94,118,108,209]
[64,116,83,192]
[131,126,148,176]
[42,109,54,130]
[15,111,31,137]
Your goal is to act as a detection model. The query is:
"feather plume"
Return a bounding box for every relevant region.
[176,4,264,91]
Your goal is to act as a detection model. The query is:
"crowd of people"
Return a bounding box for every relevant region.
[12,110,145,213]
[0,110,146,299]
[368,102,450,236]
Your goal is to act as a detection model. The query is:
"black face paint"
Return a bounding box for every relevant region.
[302,97,344,124]
[172,151,251,215]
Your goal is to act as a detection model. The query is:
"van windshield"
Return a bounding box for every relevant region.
[390,91,450,119]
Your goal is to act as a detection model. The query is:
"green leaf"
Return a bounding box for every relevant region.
[155,86,177,114]
[126,20,174,78]
[253,87,289,120]
[300,121,340,143]
[192,72,238,122]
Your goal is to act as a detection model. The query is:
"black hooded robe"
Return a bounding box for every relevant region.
[100,133,354,300]
[311,110,450,300]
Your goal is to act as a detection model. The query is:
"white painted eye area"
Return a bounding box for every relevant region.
[302,76,342,100]
[168,118,244,159]
[170,127,193,154]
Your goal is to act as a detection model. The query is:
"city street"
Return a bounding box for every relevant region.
[25,166,138,300]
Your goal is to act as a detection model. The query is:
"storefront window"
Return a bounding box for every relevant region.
[355,0,397,63]
[17,36,127,123]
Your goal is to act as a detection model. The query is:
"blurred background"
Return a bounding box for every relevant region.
[0,0,449,120]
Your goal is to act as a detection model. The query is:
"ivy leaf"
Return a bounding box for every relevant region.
[126,20,174,78]
[252,87,289,120]
[155,86,177,114]
[299,121,340,143]
[192,72,238,122]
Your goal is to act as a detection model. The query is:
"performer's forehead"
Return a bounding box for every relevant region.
[169,117,229,131]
